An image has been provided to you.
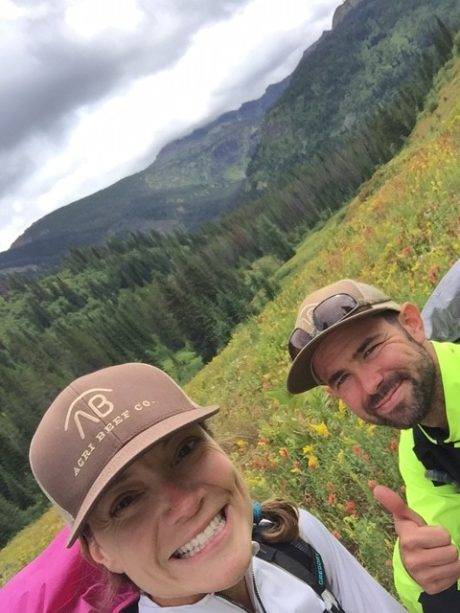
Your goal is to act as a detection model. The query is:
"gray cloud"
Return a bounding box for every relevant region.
[0,0,250,155]
[0,0,337,251]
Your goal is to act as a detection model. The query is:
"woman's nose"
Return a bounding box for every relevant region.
[160,480,204,525]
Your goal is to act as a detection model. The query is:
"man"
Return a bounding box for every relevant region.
[286,278,460,613]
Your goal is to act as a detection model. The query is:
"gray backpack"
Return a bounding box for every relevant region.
[422,259,460,342]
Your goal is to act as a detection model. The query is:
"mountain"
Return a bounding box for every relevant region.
[246,0,459,190]
[0,77,289,273]
[332,0,364,29]
[2,0,458,276]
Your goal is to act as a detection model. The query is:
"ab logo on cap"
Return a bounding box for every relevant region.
[65,388,114,440]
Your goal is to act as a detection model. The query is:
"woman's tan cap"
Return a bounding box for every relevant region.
[29,363,218,546]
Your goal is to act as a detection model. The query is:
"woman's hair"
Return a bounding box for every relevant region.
[79,529,137,612]
[258,499,299,543]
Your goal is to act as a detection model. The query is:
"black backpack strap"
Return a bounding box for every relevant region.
[253,526,345,612]
[121,599,140,612]
[412,425,460,487]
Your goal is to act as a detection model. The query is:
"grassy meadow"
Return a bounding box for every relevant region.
[1,56,459,590]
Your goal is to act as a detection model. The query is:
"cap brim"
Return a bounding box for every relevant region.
[287,301,401,394]
[67,404,219,546]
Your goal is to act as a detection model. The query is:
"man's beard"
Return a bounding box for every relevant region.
[363,351,436,429]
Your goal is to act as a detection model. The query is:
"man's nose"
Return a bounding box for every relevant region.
[358,365,383,394]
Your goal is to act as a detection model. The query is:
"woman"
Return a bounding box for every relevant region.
[27,362,405,612]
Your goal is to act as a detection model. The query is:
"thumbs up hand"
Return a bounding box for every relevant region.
[373,485,460,595]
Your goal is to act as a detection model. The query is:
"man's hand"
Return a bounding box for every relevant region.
[373,485,460,595]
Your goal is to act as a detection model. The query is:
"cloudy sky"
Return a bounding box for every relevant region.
[0,0,339,252]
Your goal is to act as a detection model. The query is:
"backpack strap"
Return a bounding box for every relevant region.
[253,526,345,612]
[412,424,460,488]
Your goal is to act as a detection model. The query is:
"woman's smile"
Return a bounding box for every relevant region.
[171,505,229,561]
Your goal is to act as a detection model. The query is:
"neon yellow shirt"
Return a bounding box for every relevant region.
[395,341,460,612]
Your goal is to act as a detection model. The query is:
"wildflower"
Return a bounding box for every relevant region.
[302,444,315,456]
[389,439,398,452]
[352,445,362,457]
[257,436,269,447]
[399,246,413,257]
[308,455,319,470]
[327,492,336,505]
[367,424,376,435]
[428,264,440,284]
[337,399,347,416]
[279,447,289,459]
[345,500,357,516]
[291,460,302,474]
[310,422,330,438]
[235,439,248,449]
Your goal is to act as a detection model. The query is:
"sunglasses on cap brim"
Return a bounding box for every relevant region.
[288,293,371,361]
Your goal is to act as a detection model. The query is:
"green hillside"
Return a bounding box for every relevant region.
[186,57,460,590]
[1,51,458,590]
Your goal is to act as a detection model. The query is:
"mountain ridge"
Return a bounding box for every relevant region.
[3,76,290,273]
[1,0,458,275]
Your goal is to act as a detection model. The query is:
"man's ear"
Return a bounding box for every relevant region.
[397,302,426,343]
[87,534,124,574]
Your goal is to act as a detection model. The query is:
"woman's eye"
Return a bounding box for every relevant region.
[110,493,138,518]
[174,438,199,465]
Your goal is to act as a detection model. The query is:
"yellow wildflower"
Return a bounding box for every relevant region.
[302,444,315,456]
[308,455,319,470]
[310,422,330,438]
[337,399,347,415]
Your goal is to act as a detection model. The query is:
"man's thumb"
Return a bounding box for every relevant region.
[373,485,426,526]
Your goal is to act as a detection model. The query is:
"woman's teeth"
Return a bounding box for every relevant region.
[174,511,225,559]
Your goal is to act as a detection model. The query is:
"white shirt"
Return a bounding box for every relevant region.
[138,509,406,612]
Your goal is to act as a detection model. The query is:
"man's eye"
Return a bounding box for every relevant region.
[363,344,379,358]
[335,373,349,389]
[174,438,199,465]
[110,493,138,518]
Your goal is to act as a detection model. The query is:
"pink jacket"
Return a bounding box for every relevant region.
[0,529,138,612]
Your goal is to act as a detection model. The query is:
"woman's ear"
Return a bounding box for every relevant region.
[397,303,426,343]
[87,533,124,574]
